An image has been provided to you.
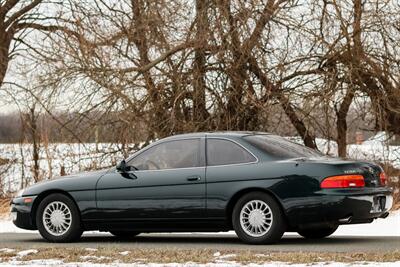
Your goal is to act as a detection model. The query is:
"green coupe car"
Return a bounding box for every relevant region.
[11,132,393,244]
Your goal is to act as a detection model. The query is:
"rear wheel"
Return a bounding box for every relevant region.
[36,193,82,242]
[232,192,286,244]
[297,226,338,239]
[109,231,140,238]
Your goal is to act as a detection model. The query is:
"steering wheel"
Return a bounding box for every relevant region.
[145,160,160,170]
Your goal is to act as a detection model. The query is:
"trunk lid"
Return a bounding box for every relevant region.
[291,157,384,187]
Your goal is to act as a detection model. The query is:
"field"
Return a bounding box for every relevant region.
[0,142,132,194]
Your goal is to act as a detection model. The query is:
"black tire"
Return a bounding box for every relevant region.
[297,226,338,239]
[232,192,286,244]
[36,193,83,242]
[109,231,140,238]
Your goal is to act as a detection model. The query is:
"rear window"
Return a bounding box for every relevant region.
[243,135,323,159]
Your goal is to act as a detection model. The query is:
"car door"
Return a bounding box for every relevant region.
[205,137,258,218]
[96,137,206,221]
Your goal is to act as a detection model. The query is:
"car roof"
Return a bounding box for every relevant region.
[162,131,271,141]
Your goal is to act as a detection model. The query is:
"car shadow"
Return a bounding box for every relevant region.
[82,234,394,245]
[18,233,397,247]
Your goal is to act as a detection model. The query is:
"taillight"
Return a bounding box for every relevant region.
[379,172,387,186]
[321,175,365,189]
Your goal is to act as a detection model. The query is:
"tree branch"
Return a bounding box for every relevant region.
[5,0,43,27]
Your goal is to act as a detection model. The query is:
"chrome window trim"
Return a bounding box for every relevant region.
[205,137,259,167]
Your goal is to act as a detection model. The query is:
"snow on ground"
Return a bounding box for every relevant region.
[0,260,399,267]
[1,211,399,236]
[16,249,38,257]
[333,210,400,236]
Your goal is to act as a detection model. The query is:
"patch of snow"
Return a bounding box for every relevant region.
[0,248,15,253]
[119,251,130,256]
[216,254,236,259]
[333,210,400,236]
[213,252,220,257]
[0,259,64,266]
[80,255,111,261]
[16,249,38,257]
[84,248,98,252]
[0,220,37,233]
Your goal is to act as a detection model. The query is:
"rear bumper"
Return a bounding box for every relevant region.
[286,187,393,229]
[10,196,37,230]
[321,193,392,224]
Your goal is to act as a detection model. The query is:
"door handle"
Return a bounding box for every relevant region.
[186,175,201,181]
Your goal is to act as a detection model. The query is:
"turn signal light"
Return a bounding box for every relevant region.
[380,172,387,186]
[23,197,33,204]
[321,175,365,189]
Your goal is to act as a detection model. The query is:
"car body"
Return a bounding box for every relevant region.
[11,132,393,243]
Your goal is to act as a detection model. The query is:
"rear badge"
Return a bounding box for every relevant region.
[344,169,359,174]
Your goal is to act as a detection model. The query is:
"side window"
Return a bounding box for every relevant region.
[207,139,256,166]
[127,139,201,170]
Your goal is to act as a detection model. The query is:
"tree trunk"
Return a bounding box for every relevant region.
[192,0,209,128]
[0,28,11,87]
[336,89,354,158]
[131,0,166,138]
[24,107,40,182]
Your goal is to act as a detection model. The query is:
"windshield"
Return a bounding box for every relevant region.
[243,134,323,159]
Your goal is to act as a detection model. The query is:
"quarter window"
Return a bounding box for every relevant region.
[127,139,201,170]
[207,139,256,166]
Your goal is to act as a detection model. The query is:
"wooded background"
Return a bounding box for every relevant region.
[0,0,400,158]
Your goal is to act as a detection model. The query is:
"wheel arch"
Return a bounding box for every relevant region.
[225,187,287,228]
[30,189,80,227]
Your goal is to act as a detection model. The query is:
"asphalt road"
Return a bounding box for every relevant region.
[0,233,399,252]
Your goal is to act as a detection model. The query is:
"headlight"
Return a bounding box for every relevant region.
[16,189,25,198]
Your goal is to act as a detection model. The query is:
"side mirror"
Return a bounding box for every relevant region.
[116,159,137,180]
[116,159,127,173]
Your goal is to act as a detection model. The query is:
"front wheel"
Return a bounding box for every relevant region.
[232,192,286,244]
[36,193,83,242]
[297,226,338,239]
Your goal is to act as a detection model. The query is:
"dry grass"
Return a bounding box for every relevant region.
[233,251,400,264]
[0,198,10,218]
[0,247,399,264]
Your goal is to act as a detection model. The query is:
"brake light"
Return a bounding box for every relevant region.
[379,172,387,186]
[321,175,365,189]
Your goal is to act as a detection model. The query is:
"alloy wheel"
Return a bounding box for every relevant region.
[42,201,72,236]
[239,199,273,237]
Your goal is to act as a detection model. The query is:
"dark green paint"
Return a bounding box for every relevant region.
[12,132,393,232]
